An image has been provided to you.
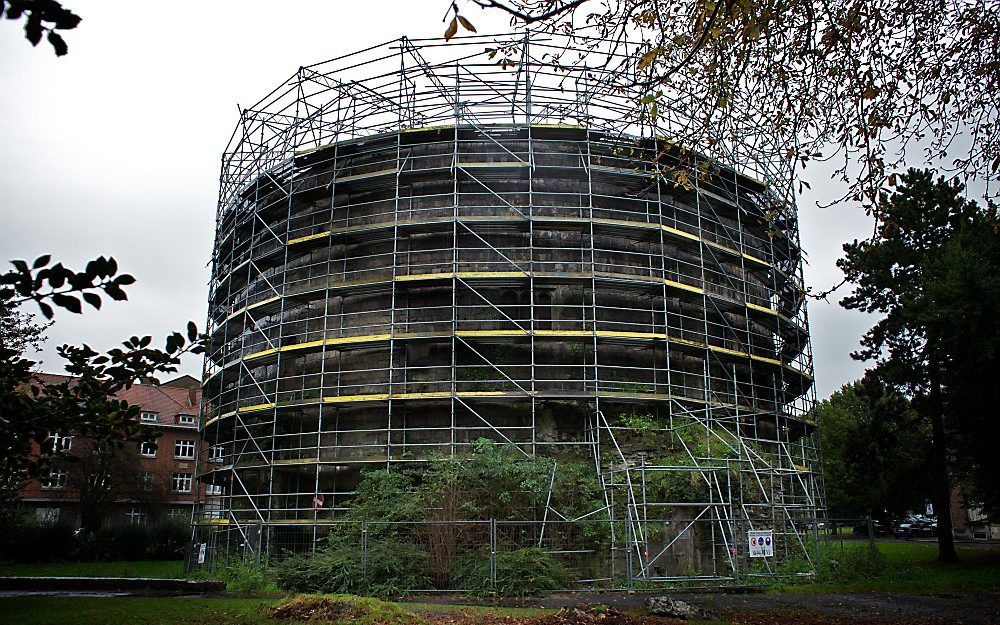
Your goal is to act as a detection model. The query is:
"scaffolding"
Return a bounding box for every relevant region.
[193,33,824,586]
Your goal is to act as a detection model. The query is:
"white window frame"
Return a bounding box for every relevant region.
[178,414,196,426]
[139,441,157,457]
[171,472,192,493]
[140,411,159,423]
[126,507,147,526]
[48,431,73,454]
[91,440,112,456]
[209,445,224,462]
[206,483,223,496]
[174,439,195,459]
[40,469,67,490]
[137,471,154,492]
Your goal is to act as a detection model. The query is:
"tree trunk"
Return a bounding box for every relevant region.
[928,367,959,562]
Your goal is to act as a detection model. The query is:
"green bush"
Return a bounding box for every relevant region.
[145,519,189,559]
[0,510,75,563]
[272,535,432,597]
[222,555,275,595]
[79,524,148,561]
[820,544,885,583]
[450,547,573,596]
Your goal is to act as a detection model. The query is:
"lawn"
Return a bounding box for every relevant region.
[0,597,276,625]
[786,539,1000,593]
[0,596,561,625]
[0,560,186,579]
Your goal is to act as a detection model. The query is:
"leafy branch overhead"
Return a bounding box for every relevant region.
[1,0,80,56]
[1,256,206,482]
[464,0,1000,210]
[0,255,135,319]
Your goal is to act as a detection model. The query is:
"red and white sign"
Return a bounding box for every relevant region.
[312,493,324,509]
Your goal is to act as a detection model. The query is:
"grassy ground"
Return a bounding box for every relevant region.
[785,539,1000,593]
[0,597,275,625]
[0,596,563,625]
[0,560,185,579]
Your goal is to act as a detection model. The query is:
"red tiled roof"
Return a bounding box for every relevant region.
[31,372,201,427]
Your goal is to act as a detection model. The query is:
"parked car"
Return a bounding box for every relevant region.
[852,520,890,536]
[893,515,937,538]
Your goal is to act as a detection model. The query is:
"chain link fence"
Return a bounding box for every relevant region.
[190,516,878,592]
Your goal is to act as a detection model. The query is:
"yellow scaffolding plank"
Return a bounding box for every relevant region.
[326,333,392,346]
[456,329,529,337]
[394,391,451,399]
[459,161,529,168]
[287,231,329,245]
[273,457,319,465]
[456,271,525,279]
[664,279,705,294]
[662,225,701,242]
[335,168,398,183]
[705,240,741,257]
[324,394,389,403]
[238,402,276,413]
[742,252,772,268]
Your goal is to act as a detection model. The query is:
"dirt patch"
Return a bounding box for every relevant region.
[531,607,681,625]
[269,595,422,624]
[410,589,1000,625]
[421,606,684,625]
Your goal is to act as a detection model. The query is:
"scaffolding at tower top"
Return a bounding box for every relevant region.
[220,33,796,222]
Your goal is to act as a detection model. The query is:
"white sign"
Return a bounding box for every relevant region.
[197,542,207,564]
[748,530,773,558]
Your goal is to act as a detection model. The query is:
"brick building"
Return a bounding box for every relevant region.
[18,373,206,528]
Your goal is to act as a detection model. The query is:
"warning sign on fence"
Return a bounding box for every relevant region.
[748,530,773,558]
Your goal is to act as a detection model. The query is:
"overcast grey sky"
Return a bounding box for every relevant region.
[1,1,882,399]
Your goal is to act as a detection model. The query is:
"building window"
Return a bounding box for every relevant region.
[47,432,73,454]
[126,507,147,526]
[40,469,67,490]
[209,445,224,462]
[179,414,196,426]
[168,508,189,519]
[89,473,110,490]
[91,440,112,456]
[139,441,157,457]
[140,411,158,423]
[137,471,154,492]
[35,508,61,523]
[172,473,192,493]
[206,484,223,496]
[174,439,195,459]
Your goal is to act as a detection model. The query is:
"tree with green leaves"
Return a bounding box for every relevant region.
[838,168,1000,561]
[459,0,999,209]
[0,255,204,493]
[814,377,931,520]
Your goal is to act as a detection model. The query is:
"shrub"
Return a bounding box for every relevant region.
[80,524,149,561]
[0,510,75,563]
[450,547,573,596]
[272,535,432,597]
[820,544,885,583]
[145,518,189,559]
[222,555,275,595]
